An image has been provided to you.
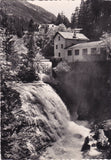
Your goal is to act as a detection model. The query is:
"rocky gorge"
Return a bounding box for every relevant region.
[1,67,111,159]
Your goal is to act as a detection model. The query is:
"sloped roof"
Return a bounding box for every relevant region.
[56,32,89,40]
[68,41,104,49]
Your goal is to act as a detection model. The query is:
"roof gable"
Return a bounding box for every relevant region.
[54,31,89,41]
[54,32,65,39]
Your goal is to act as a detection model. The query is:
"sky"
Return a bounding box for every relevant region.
[28,0,81,21]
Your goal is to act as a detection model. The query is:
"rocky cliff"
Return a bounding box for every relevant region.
[53,61,111,122]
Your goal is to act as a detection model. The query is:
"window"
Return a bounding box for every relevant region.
[61,44,63,49]
[75,49,79,55]
[82,48,88,55]
[58,52,61,57]
[58,36,60,41]
[68,50,72,56]
[56,45,58,49]
[91,48,97,54]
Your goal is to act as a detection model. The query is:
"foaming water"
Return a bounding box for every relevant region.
[5,81,90,159]
[12,81,70,138]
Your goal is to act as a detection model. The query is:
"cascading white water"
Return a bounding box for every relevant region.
[13,81,70,138]
[4,81,90,160]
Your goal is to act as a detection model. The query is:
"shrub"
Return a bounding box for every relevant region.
[17,66,39,82]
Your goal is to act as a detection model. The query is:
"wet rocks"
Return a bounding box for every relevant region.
[81,122,111,159]
[81,136,90,151]
[96,129,110,150]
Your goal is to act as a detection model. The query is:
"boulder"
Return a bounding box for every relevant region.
[81,136,90,151]
[97,129,110,150]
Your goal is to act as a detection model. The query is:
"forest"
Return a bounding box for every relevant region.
[55,0,111,40]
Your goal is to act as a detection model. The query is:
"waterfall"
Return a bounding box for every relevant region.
[2,81,90,160]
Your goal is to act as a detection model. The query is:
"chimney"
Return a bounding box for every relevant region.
[73,30,76,38]
[73,28,82,38]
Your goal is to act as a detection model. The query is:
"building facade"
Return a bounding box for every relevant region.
[65,41,107,62]
[54,31,89,61]
[54,31,107,62]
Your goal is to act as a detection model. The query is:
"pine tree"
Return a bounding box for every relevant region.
[1,13,8,28]
[28,19,35,33]
[3,34,18,69]
[26,19,37,69]
[18,20,38,82]
[71,13,76,29]
[55,13,70,27]
[63,16,70,28]
[77,0,111,40]
[55,13,63,25]
[71,7,80,29]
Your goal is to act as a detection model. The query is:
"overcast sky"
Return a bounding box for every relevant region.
[28,0,81,21]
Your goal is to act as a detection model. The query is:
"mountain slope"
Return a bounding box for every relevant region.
[0,0,56,24]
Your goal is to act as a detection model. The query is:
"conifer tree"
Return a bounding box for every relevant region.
[76,0,111,40]
[55,13,70,27]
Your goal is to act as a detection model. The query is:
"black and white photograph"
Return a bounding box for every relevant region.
[1,0,111,159]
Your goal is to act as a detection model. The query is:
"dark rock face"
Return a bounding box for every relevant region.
[54,61,111,122]
[81,136,90,151]
[96,129,110,150]
[1,82,69,160]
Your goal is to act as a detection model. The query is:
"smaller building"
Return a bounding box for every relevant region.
[65,41,106,62]
[48,24,57,29]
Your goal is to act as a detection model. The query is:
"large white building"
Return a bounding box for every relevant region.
[54,30,89,60]
[54,31,107,62]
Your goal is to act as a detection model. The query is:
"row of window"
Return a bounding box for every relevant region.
[56,44,63,49]
[67,48,98,56]
[58,47,105,58]
[68,49,79,56]
[58,50,78,57]
[56,46,99,55]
